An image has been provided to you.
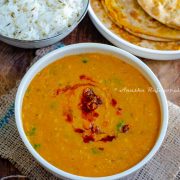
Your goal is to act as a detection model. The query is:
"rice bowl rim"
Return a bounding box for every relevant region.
[0,0,89,42]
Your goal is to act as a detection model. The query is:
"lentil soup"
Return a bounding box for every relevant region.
[22,53,161,177]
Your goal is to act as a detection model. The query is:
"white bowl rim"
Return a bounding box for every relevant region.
[15,43,168,180]
[88,3,180,55]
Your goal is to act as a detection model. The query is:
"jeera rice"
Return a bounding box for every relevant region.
[0,0,83,40]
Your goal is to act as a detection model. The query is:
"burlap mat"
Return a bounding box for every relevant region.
[0,43,180,180]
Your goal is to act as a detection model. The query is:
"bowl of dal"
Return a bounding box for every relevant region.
[15,43,168,179]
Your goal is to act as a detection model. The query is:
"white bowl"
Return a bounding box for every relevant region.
[88,3,180,60]
[0,0,89,49]
[15,43,168,180]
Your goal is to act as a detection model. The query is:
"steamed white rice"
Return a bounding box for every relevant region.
[0,0,83,40]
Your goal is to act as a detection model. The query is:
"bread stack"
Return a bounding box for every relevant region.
[98,0,180,50]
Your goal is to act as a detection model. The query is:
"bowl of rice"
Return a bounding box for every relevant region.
[0,0,89,49]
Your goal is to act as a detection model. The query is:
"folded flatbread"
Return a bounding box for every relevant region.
[91,0,180,50]
[138,0,180,30]
[102,0,180,41]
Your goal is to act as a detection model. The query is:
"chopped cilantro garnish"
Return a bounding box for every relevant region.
[112,77,122,85]
[82,58,89,64]
[50,101,57,109]
[103,79,111,85]
[33,144,41,150]
[27,127,36,136]
[116,120,125,132]
[91,147,102,155]
[103,78,122,85]
[58,82,62,86]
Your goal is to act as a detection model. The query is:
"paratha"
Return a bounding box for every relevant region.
[126,29,173,42]
[138,0,180,30]
[103,0,180,41]
[91,0,180,50]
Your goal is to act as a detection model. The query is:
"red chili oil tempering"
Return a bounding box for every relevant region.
[74,128,84,133]
[79,75,96,83]
[111,98,117,107]
[65,112,73,123]
[116,107,122,115]
[99,135,116,142]
[60,82,126,144]
[56,83,95,95]
[83,135,95,143]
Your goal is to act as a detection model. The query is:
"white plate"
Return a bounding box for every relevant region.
[88,3,180,60]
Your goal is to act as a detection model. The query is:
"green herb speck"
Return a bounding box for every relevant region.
[116,120,125,132]
[103,78,122,86]
[82,58,89,64]
[27,127,36,136]
[33,144,41,150]
[91,147,102,155]
[112,77,122,85]
[58,82,62,86]
[50,101,57,109]
[103,79,111,85]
